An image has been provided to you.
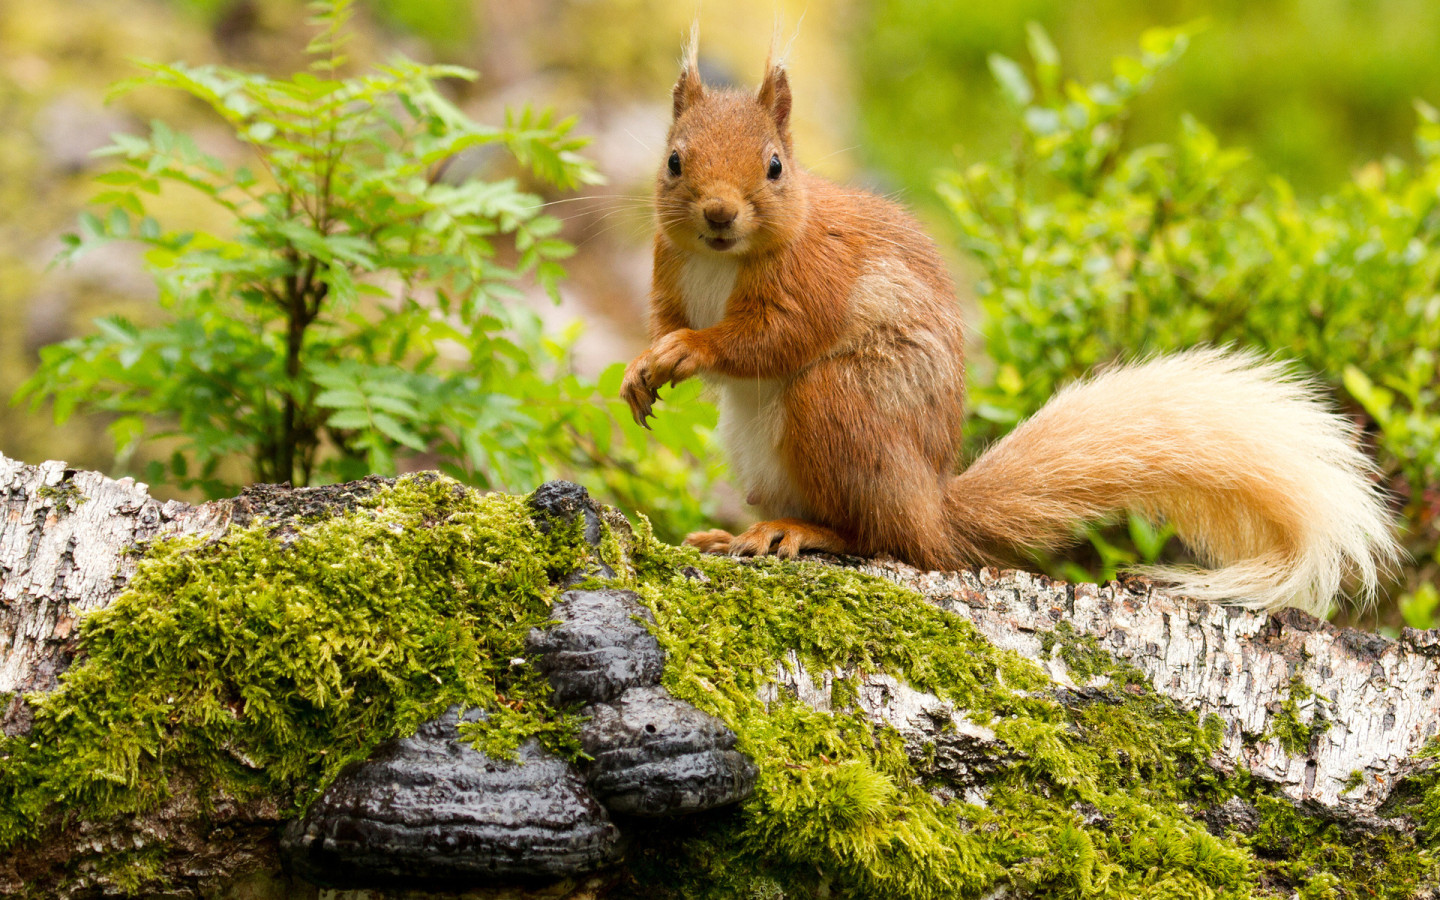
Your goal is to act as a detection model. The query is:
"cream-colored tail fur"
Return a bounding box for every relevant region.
[946,349,1401,614]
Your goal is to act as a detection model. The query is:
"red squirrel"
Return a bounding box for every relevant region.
[620,39,1400,614]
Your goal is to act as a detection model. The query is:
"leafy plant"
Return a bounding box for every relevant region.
[857,1,1440,205]
[14,0,719,542]
[941,24,1439,613]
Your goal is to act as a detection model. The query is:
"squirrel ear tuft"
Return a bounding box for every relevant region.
[672,66,705,119]
[672,21,705,119]
[758,65,793,138]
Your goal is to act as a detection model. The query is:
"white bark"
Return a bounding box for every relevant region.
[0,453,228,714]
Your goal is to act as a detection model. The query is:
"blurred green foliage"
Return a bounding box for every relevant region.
[171,0,477,54]
[367,0,475,55]
[858,0,1440,203]
[14,0,719,541]
[939,25,1439,614]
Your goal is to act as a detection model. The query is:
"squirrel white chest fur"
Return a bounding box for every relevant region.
[678,255,798,516]
[677,254,737,330]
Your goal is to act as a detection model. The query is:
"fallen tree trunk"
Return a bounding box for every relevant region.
[2,451,1437,899]
[843,561,1440,822]
[0,455,383,732]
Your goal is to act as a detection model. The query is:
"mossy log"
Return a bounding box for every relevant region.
[2,451,1438,898]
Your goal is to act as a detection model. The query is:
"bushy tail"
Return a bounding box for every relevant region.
[946,349,1401,614]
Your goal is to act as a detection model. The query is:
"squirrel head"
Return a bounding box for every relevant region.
[655,44,808,258]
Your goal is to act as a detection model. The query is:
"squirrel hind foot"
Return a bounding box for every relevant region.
[699,518,848,560]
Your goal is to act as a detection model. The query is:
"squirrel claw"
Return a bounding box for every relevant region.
[620,354,660,428]
[629,395,654,429]
[620,332,705,427]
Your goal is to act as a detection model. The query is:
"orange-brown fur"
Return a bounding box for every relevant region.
[619,50,1400,613]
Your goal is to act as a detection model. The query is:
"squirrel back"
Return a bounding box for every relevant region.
[620,42,1400,614]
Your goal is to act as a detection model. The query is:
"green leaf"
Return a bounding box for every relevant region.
[78,211,105,238]
[597,362,626,398]
[1025,22,1060,94]
[1127,514,1173,563]
[314,389,367,410]
[108,415,147,458]
[1400,584,1440,630]
[1343,365,1392,418]
[325,409,372,430]
[369,412,428,451]
[988,54,1033,108]
[365,394,421,418]
[247,122,277,142]
[1139,25,1188,62]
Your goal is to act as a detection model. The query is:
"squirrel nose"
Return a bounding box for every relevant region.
[703,200,738,228]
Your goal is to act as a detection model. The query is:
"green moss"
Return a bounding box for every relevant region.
[0,475,590,852]
[1384,738,1440,846]
[87,846,167,896]
[2,483,1434,898]
[35,481,88,516]
[1265,676,1331,756]
[596,514,628,572]
[1039,620,1149,689]
[1245,791,1434,899]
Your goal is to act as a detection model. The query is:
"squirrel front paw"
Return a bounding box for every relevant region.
[647,329,708,389]
[621,352,659,427]
[620,330,712,427]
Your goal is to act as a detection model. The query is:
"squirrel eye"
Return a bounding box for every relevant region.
[667,151,682,176]
[767,154,783,180]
